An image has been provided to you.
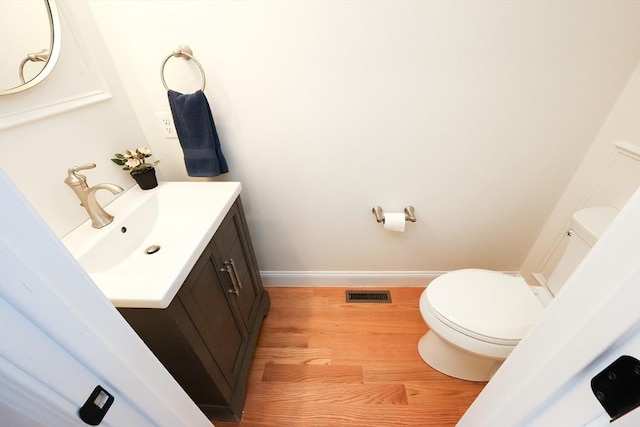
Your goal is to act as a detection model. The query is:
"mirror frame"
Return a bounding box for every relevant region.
[1,0,62,96]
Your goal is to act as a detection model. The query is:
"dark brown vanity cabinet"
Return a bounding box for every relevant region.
[118,198,270,422]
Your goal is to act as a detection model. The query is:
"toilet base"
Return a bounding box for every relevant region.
[418,330,503,382]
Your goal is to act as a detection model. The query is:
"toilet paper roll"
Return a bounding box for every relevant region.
[383,212,406,232]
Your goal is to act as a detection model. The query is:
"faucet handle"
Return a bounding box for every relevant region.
[65,163,96,186]
[70,163,96,173]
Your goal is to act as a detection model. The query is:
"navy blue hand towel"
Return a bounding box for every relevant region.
[167,90,229,177]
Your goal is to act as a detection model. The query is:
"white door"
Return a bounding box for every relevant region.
[459,188,640,426]
[0,170,211,427]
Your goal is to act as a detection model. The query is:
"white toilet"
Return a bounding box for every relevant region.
[418,206,618,381]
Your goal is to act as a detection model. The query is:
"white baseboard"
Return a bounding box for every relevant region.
[260,271,441,287]
[260,270,522,287]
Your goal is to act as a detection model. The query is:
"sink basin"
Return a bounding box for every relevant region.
[62,181,242,308]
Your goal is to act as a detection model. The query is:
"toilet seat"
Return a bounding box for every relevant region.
[425,269,544,345]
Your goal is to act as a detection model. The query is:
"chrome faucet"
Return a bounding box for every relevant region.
[65,163,124,229]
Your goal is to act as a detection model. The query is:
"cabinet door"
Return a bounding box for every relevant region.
[118,302,231,405]
[214,200,262,331]
[178,240,249,390]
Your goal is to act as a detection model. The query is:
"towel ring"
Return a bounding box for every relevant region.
[160,44,206,91]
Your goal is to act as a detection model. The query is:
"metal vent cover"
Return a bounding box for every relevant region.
[345,290,392,303]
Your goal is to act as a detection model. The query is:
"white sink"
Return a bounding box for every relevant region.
[62,181,242,308]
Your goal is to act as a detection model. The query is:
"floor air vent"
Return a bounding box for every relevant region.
[345,290,392,303]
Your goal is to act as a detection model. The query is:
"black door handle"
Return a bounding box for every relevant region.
[79,385,114,425]
[591,355,640,422]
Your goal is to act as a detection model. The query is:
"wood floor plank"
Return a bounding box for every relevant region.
[252,347,332,365]
[363,365,481,386]
[256,331,309,348]
[404,383,484,407]
[246,382,408,405]
[267,287,315,297]
[262,363,363,384]
[310,332,427,367]
[266,307,426,336]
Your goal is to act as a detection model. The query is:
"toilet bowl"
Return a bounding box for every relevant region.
[418,269,545,381]
[418,206,618,382]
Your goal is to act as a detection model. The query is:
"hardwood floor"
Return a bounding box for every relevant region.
[215,287,485,427]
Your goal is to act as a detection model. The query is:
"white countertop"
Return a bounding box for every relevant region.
[62,181,242,308]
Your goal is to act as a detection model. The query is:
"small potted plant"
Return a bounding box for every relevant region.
[111,147,160,190]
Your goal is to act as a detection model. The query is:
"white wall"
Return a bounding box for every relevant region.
[520,65,640,285]
[1,1,639,283]
[86,1,640,282]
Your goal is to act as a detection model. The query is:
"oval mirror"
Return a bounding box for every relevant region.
[0,0,61,95]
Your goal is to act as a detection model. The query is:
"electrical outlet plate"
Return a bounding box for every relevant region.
[156,112,177,138]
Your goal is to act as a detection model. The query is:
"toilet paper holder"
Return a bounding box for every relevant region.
[372,206,416,223]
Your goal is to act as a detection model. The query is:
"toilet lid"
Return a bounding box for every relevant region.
[426,269,544,343]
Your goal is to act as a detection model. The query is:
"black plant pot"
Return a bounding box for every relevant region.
[130,168,158,190]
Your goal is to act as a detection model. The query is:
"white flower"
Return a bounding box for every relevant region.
[126,158,141,168]
[112,147,160,173]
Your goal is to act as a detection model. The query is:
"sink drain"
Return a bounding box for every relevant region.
[145,245,161,255]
